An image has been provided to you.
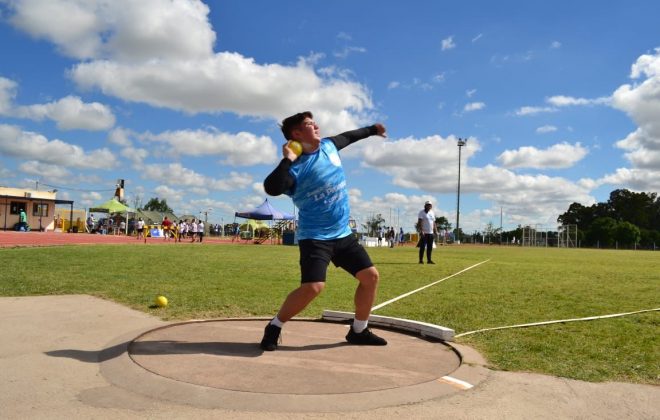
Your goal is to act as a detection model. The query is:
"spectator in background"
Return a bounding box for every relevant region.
[198,220,205,242]
[136,218,145,240]
[18,208,28,231]
[190,219,198,242]
[162,216,172,240]
[417,201,438,264]
[177,219,187,243]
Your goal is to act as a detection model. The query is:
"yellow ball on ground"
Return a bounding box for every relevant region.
[288,140,303,156]
[155,295,168,307]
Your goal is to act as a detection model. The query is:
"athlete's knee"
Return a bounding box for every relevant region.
[356,267,379,288]
[300,281,325,297]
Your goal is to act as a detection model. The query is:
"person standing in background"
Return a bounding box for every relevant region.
[417,201,438,264]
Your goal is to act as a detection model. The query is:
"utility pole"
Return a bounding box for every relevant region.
[500,207,503,244]
[455,138,467,244]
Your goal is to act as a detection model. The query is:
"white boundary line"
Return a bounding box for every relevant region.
[371,259,491,312]
[455,308,660,338]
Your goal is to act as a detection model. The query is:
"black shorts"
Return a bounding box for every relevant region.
[298,235,373,283]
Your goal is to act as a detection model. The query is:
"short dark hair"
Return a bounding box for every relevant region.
[280,111,312,140]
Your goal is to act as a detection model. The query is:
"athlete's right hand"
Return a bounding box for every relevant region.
[283,142,300,162]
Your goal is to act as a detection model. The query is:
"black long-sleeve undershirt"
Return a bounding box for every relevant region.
[263,125,379,196]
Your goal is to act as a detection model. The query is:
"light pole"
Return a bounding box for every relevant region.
[455,138,467,244]
[199,208,211,235]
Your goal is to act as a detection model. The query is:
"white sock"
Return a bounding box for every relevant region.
[270,316,284,328]
[352,318,368,333]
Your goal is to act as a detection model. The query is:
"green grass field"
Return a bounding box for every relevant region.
[1,243,658,384]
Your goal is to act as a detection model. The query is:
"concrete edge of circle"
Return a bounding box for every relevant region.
[321,309,455,341]
[98,316,490,413]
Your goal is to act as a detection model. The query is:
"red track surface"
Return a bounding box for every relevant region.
[0,231,250,248]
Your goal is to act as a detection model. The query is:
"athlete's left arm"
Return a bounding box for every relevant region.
[330,123,387,151]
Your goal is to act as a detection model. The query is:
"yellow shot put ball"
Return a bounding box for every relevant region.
[288,140,303,156]
[155,295,168,307]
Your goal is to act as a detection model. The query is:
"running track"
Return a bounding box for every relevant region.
[0,231,253,248]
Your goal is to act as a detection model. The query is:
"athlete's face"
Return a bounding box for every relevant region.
[294,117,321,147]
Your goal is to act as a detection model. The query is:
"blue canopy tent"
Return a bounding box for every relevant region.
[234,198,295,221]
[234,199,295,243]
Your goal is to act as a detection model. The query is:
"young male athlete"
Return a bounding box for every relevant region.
[260,111,388,351]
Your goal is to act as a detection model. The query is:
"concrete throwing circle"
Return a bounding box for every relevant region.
[101,319,470,412]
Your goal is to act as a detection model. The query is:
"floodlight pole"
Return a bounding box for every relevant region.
[455,138,467,244]
[200,208,211,235]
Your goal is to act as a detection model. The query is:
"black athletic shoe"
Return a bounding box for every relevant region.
[260,323,281,351]
[427,260,436,264]
[419,261,424,264]
[345,327,388,346]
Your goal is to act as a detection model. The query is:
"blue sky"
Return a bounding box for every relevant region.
[1,0,658,232]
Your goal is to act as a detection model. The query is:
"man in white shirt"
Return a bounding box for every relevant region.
[198,221,205,242]
[136,217,145,240]
[417,201,438,264]
[190,219,198,242]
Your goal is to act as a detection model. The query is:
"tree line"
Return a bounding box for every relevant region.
[557,189,659,248]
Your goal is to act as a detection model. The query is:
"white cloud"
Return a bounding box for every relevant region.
[629,47,660,78]
[0,124,117,169]
[336,32,352,41]
[347,133,593,227]
[5,1,376,131]
[433,73,446,83]
[360,135,473,171]
[6,0,215,61]
[333,46,367,59]
[605,48,660,191]
[536,125,557,134]
[472,34,483,43]
[0,77,18,114]
[153,184,186,207]
[70,54,373,131]
[80,191,103,208]
[515,106,557,116]
[497,142,588,169]
[251,182,265,195]
[516,95,610,117]
[121,146,149,167]
[386,76,441,92]
[108,127,134,146]
[0,77,115,130]
[139,128,278,166]
[18,160,72,182]
[550,41,561,49]
[464,102,485,112]
[594,168,660,192]
[441,36,456,51]
[142,163,253,191]
[546,95,610,107]
[466,89,477,98]
[15,96,115,130]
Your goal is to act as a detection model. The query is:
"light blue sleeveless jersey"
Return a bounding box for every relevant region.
[286,139,353,240]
